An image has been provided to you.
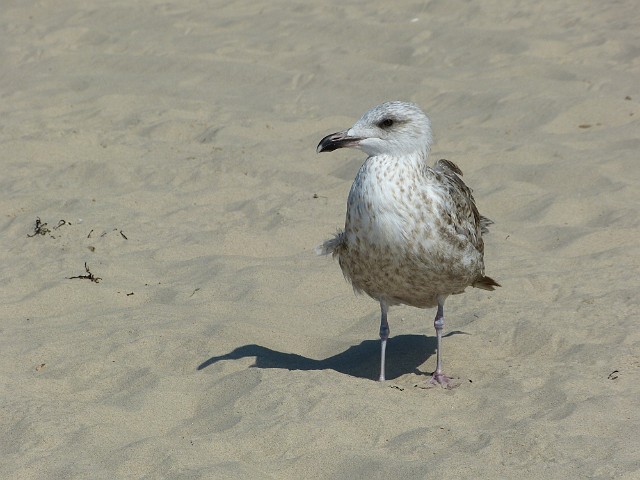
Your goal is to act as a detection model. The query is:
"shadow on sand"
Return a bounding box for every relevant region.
[198,332,468,381]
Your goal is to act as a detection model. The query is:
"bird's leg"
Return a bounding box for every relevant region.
[428,298,457,388]
[378,300,389,381]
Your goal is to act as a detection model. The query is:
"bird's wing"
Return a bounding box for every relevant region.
[316,230,346,257]
[433,159,488,253]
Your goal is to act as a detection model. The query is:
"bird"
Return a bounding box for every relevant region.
[316,101,499,387]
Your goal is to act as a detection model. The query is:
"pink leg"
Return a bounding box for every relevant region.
[428,298,457,388]
[378,301,389,381]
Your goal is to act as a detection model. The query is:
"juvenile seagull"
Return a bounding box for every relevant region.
[317,101,499,387]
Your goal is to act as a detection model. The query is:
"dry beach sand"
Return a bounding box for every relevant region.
[1,0,639,478]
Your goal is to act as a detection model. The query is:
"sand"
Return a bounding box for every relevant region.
[1,1,639,478]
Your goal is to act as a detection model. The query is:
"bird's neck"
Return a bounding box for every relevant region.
[364,150,429,175]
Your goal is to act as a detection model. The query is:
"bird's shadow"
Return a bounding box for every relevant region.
[198,332,467,381]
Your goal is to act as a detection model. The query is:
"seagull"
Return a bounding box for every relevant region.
[316,101,499,387]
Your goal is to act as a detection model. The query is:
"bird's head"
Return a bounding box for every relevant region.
[316,101,433,158]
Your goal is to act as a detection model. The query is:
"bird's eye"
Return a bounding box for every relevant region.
[379,118,394,128]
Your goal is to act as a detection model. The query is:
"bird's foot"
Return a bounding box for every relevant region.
[427,372,458,389]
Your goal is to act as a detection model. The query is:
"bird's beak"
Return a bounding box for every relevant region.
[316,130,362,153]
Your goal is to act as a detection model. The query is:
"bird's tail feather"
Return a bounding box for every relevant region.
[479,216,493,235]
[473,276,500,291]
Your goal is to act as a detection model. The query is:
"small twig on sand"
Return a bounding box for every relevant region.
[68,262,102,283]
[27,217,50,237]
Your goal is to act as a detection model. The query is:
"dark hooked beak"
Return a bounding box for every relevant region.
[316,130,362,153]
